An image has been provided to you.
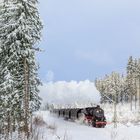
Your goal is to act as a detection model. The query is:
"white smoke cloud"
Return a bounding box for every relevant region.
[39,80,101,107]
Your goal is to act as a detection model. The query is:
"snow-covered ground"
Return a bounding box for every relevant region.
[34,110,140,140]
[38,82,140,140]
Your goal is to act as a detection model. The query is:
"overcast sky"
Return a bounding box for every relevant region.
[38,0,140,82]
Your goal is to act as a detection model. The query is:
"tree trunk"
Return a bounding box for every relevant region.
[130,94,133,111]
[113,92,117,128]
[23,57,30,139]
[139,77,140,111]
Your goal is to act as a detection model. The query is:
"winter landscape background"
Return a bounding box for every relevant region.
[37,0,140,139]
[1,0,140,140]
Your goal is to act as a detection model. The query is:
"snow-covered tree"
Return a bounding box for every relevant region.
[0,49,15,138]
[95,56,140,108]
[136,59,140,110]
[0,0,42,138]
[95,72,127,104]
[126,56,137,110]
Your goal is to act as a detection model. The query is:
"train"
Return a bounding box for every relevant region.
[52,105,107,128]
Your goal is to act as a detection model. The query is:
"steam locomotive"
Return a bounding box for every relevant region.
[53,105,106,128]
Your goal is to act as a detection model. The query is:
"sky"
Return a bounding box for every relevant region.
[37,0,140,82]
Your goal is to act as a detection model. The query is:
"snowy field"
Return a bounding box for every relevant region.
[34,110,140,140]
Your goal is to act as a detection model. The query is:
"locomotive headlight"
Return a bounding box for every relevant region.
[96,110,99,113]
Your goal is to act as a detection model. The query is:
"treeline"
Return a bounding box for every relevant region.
[95,56,140,107]
[0,0,42,140]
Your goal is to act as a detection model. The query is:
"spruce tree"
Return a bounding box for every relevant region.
[126,56,136,110]
[0,0,42,138]
[137,59,140,110]
[0,46,14,136]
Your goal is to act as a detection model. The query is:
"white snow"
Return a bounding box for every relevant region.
[39,80,101,107]
[34,110,140,140]
[101,103,140,124]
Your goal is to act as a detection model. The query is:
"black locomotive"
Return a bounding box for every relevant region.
[52,105,106,128]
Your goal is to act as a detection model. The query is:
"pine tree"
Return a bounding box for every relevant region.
[137,59,140,110]
[0,0,42,138]
[120,74,129,103]
[95,72,126,104]
[0,50,14,138]
[126,56,136,110]
[133,59,138,109]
